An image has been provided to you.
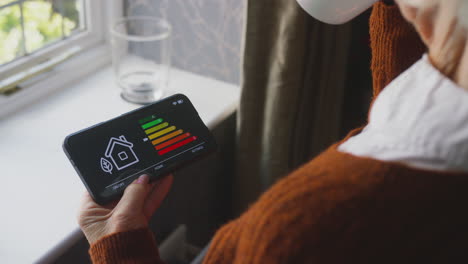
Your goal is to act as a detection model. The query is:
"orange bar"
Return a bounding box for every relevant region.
[155,133,191,150]
[151,129,183,145]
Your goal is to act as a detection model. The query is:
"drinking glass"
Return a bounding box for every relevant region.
[111,17,172,104]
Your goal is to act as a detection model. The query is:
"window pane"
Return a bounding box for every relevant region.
[60,0,85,36]
[0,4,24,64]
[0,0,19,7]
[23,0,64,53]
[0,0,86,67]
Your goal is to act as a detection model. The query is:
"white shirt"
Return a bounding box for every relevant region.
[339,55,468,173]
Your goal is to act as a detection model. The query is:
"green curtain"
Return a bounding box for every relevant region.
[234,0,353,213]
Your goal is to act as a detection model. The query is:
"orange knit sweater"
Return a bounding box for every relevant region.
[369,2,425,97]
[89,3,452,264]
[90,135,468,263]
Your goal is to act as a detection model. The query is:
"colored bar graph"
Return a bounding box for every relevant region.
[141,118,163,129]
[145,122,169,135]
[148,126,176,140]
[151,129,183,146]
[158,136,197,155]
[140,115,199,156]
[155,133,191,150]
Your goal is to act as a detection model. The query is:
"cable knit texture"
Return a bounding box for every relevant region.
[370,2,426,99]
[89,228,162,264]
[204,138,468,263]
[89,132,468,263]
[87,3,446,264]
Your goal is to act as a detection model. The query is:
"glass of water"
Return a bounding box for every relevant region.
[111,17,172,104]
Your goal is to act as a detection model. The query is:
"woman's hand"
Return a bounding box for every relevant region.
[396,0,468,89]
[78,174,173,245]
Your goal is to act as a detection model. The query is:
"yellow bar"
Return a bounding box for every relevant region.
[145,122,169,135]
[152,129,183,145]
[148,126,176,140]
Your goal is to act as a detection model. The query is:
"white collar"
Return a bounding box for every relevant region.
[339,55,468,172]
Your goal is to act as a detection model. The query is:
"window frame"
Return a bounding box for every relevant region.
[0,0,123,117]
[1,0,102,79]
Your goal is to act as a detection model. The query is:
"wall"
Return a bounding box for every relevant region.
[126,0,245,85]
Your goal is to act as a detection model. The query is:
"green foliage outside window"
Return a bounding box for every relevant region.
[0,0,82,65]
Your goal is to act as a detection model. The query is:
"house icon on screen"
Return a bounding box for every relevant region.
[104,135,139,170]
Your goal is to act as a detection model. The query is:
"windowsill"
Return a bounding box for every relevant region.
[0,64,240,263]
[0,45,111,118]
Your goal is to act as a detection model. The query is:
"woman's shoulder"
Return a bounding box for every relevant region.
[207,141,468,262]
[218,145,389,262]
[276,143,386,197]
[238,144,385,231]
[227,144,468,262]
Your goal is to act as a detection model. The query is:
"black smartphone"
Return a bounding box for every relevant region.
[63,94,217,205]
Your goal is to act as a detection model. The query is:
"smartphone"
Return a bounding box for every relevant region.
[63,94,217,205]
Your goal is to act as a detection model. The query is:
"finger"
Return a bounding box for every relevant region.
[78,192,94,221]
[144,174,174,219]
[79,191,99,211]
[80,191,118,210]
[81,191,94,204]
[115,174,152,214]
[77,191,112,228]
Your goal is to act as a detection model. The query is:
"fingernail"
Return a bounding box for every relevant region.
[136,174,149,184]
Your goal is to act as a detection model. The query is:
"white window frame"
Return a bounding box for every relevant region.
[0,0,124,118]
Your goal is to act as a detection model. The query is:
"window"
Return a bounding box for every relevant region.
[0,0,116,96]
[0,0,86,66]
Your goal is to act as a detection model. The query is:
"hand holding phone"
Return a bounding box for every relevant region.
[63,94,217,205]
[78,174,173,245]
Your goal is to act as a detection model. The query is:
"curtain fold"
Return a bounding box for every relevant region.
[234,0,352,213]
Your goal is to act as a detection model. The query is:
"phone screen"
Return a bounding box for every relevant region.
[63,94,216,204]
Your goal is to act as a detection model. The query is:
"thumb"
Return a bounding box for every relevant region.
[115,174,151,213]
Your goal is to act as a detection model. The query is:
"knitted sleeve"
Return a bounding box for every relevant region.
[89,228,164,264]
[369,1,426,99]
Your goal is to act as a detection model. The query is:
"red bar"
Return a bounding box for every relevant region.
[158,136,197,155]
[155,133,191,150]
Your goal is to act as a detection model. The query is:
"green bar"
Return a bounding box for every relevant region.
[145,122,169,135]
[141,118,163,129]
[139,115,157,124]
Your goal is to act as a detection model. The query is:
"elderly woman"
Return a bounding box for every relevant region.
[79,0,468,263]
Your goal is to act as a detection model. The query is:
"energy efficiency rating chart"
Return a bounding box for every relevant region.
[139,115,197,156]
